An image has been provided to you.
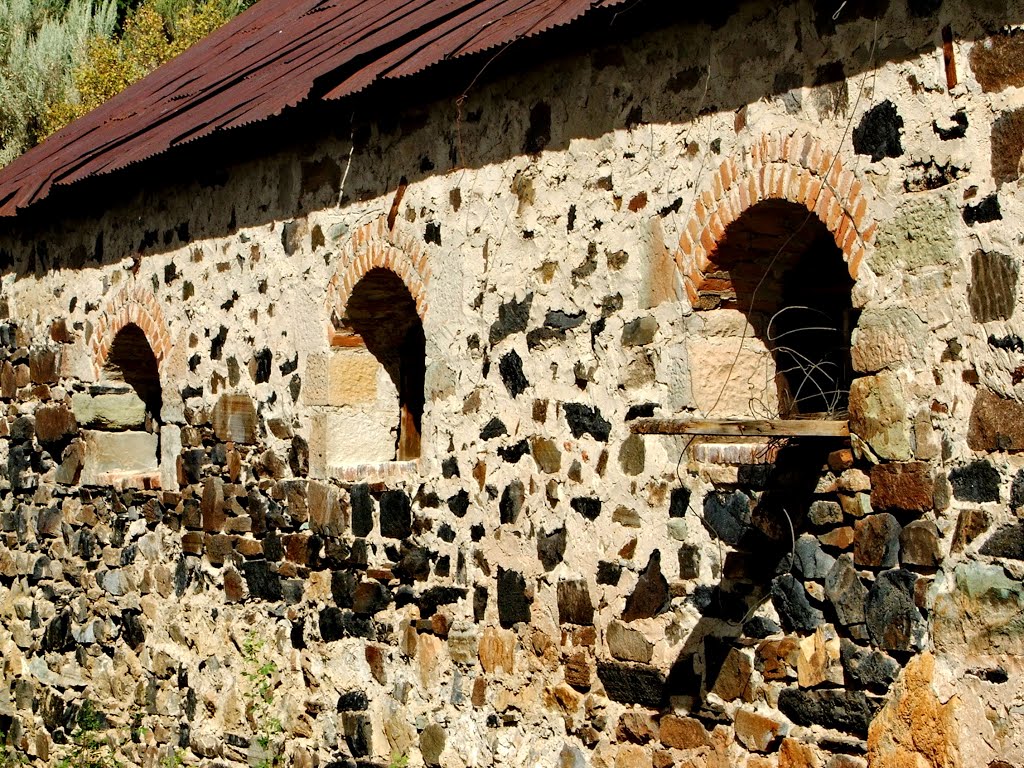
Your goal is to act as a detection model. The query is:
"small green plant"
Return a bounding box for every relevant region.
[0,733,28,768]
[242,632,283,768]
[388,753,409,768]
[159,747,185,767]
[55,700,124,768]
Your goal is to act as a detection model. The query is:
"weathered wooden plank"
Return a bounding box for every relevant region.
[629,418,850,438]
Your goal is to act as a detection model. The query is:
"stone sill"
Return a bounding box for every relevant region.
[326,460,418,483]
[94,471,161,490]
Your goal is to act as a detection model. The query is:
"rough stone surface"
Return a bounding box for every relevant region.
[870,463,933,513]
[849,373,912,461]
[854,514,901,569]
[968,389,1024,452]
[866,570,926,652]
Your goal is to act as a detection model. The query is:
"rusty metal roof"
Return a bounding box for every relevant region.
[0,0,629,217]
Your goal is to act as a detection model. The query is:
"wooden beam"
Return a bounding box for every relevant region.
[630,417,850,438]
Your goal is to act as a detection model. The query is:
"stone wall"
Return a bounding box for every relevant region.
[1,1,1024,766]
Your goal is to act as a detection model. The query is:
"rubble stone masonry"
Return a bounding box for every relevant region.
[1,1,1023,766]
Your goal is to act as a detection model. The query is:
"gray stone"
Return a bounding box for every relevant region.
[840,639,899,693]
[808,500,844,527]
[979,521,1024,560]
[607,619,653,663]
[771,574,824,633]
[825,555,868,626]
[795,534,837,579]
[621,316,658,346]
[72,391,146,430]
[866,569,925,652]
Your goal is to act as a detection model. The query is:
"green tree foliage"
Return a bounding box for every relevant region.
[0,0,116,165]
[43,0,244,137]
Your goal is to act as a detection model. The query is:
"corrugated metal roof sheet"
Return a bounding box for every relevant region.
[0,0,628,216]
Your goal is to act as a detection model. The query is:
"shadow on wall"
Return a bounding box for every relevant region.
[1,0,1023,279]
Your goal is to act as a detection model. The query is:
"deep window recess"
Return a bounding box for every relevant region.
[336,268,425,461]
[696,199,856,418]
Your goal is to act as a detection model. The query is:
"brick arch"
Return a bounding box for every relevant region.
[675,131,878,306]
[325,216,430,336]
[90,284,171,378]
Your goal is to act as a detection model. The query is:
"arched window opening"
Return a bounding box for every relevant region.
[104,323,163,425]
[79,323,162,486]
[333,268,425,462]
[697,200,856,418]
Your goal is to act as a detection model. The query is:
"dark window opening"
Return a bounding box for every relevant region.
[341,268,425,460]
[103,323,163,429]
[701,200,857,417]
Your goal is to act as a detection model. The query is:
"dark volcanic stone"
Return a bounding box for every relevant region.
[840,639,899,694]
[563,403,611,441]
[669,487,691,518]
[1011,469,1024,511]
[979,521,1024,560]
[394,544,432,582]
[538,527,567,571]
[622,551,669,622]
[337,691,369,712]
[557,579,595,625]
[597,561,622,585]
[794,534,837,579]
[349,484,373,538]
[703,491,752,546]
[379,490,411,539]
[473,585,488,622]
[497,568,531,628]
[242,561,282,601]
[342,712,372,757]
[777,689,878,737]
[122,610,146,650]
[479,417,508,440]
[949,460,1001,503]
[678,544,699,580]
[570,496,601,521]
[418,586,467,619]
[963,194,1002,225]
[743,616,782,639]
[854,514,901,568]
[490,293,533,346]
[497,439,530,464]
[447,490,469,518]
[353,581,391,615]
[866,569,925,652]
[499,351,529,398]
[442,456,460,478]
[825,555,868,626]
[853,100,904,161]
[771,575,823,633]
[499,480,525,524]
[596,661,666,708]
[43,610,72,652]
[320,607,374,641]
[545,310,586,330]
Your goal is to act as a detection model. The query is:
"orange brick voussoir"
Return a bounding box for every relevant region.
[673,131,877,296]
[92,286,171,377]
[326,217,432,339]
